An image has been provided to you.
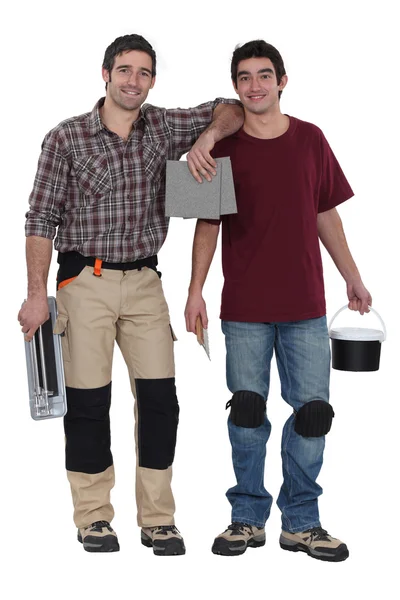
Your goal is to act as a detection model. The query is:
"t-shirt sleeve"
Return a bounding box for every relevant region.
[200,218,221,225]
[318,131,354,213]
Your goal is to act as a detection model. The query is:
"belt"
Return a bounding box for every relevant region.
[57,251,158,271]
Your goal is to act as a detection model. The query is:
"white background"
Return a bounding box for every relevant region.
[2,0,399,598]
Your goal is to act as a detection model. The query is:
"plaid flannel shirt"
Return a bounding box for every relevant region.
[25,97,237,262]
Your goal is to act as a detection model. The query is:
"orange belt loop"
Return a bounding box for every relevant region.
[93,258,103,277]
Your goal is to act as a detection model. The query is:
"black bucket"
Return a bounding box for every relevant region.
[328,306,386,372]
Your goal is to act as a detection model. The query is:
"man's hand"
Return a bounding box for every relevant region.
[185,290,208,333]
[347,279,372,315]
[187,130,217,183]
[18,295,49,341]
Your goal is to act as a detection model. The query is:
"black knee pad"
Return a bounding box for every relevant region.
[226,390,266,428]
[64,382,112,474]
[136,378,179,470]
[294,400,334,437]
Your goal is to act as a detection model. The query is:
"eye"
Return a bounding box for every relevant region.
[261,74,271,79]
[140,71,150,77]
[240,76,249,81]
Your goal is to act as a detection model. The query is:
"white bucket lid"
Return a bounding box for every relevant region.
[329,327,384,342]
[328,306,387,342]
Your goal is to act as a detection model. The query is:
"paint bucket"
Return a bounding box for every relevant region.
[328,306,386,372]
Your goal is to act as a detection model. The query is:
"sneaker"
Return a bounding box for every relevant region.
[280,526,349,562]
[212,522,266,556]
[141,525,186,556]
[77,520,120,553]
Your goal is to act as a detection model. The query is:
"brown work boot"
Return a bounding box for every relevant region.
[141,525,185,556]
[280,526,349,562]
[77,520,120,553]
[212,522,266,556]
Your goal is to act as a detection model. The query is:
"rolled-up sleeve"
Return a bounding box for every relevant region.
[25,130,69,239]
[165,98,241,154]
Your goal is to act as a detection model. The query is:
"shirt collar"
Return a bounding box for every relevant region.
[88,97,146,136]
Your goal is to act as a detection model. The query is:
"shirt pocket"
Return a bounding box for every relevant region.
[72,154,113,198]
[142,142,168,182]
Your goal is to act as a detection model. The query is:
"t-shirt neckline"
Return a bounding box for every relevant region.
[239,115,296,143]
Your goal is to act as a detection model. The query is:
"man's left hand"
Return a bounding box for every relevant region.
[187,130,217,183]
[346,279,372,315]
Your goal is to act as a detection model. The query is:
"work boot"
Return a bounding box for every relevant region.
[77,520,120,553]
[212,522,266,556]
[280,526,349,562]
[141,525,186,556]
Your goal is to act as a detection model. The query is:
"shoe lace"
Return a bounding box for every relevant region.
[152,525,180,536]
[87,520,112,532]
[304,526,330,542]
[227,522,254,536]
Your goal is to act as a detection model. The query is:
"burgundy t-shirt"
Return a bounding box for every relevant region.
[207,116,354,322]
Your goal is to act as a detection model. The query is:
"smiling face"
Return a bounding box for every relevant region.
[102,49,155,112]
[233,57,287,115]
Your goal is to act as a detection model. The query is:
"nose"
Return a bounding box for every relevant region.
[127,71,140,87]
[249,78,262,92]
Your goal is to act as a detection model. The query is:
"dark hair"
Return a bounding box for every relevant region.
[231,40,286,98]
[103,34,156,77]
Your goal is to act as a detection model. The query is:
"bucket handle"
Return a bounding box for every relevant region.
[328,305,386,341]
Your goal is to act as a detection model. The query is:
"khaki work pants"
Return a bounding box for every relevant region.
[54,264,178,529]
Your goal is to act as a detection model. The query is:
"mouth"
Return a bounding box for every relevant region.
[247,94,266,102]
[122,89,141,97]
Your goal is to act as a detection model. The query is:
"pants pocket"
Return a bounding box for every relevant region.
[58,276,77,290]
[53,313,71,362]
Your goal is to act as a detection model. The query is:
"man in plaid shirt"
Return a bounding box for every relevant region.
[18,34,243,555]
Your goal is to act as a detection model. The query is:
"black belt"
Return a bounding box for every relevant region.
[57,251,158,271]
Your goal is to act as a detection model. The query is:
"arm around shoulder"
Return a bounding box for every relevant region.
[207,101,244,143]
[186,101,243,183]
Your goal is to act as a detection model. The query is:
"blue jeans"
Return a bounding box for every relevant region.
[222,317,331,533]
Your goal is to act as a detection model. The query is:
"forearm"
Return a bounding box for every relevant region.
[204,103,244,143]
[189,220,220,293]
[317,208,361,283]
[26,236,52,298]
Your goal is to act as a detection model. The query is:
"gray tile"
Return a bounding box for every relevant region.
[165,157,237,219]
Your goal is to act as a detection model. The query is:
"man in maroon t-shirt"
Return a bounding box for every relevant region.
[185,40,371,562]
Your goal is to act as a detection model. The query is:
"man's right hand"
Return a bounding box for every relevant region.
[185,291,208,334]
[18,295,49,342]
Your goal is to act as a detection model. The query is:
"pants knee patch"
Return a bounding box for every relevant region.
[64,382,112,473]
[294,400,334,437]
[136,378,179,470]
[226,390,266,428]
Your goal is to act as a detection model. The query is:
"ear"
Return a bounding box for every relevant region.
[232,79,239,95]
[150,75,156,90]
[278,74,288,92]
[102,67,110,84]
